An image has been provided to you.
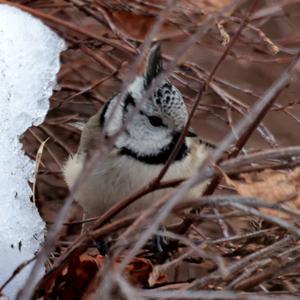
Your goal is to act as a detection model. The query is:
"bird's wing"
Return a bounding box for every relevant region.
[77,105,106,155]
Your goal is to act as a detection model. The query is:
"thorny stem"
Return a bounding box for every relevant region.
[176,0,260,233]
[109,46,300,282]
[16,1,240,298]
[154,0,259,185]
[33,145,300,293]
[4,1,300,298]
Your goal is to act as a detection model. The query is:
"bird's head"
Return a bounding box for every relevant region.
[102,44,191,162]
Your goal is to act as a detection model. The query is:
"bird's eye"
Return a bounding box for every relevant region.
[148,116,164,127]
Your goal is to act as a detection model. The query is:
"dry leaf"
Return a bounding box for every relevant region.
[97,0,232,41]
[44,254,103,300]
[148,264,170,287]
[118,256,165,287]
[231,167,300,218]
[44,253,166,299]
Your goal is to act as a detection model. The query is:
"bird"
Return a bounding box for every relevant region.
[63,44,213,223]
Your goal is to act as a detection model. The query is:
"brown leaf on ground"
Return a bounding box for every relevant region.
[118,256,166,287]
[44,254,166,299]
[230,167,300,218]
[44,254,103,300]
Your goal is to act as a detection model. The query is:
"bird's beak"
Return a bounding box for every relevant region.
[187,128,197,137]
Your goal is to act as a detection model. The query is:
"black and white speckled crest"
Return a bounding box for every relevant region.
[151,81,188,129]
[142,44,188,129]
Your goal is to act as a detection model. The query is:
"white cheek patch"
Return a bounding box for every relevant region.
[117,110,173,156]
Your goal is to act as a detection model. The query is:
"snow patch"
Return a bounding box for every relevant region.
[0,4,65,299]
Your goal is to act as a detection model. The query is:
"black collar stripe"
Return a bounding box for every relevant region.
[120,133,189,165]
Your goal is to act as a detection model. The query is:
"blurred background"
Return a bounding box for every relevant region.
[11,0,300,232]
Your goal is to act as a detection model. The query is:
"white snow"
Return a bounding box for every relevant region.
[0,4,65,299]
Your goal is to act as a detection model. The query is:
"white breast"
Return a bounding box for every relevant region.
[63,140,208,219]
